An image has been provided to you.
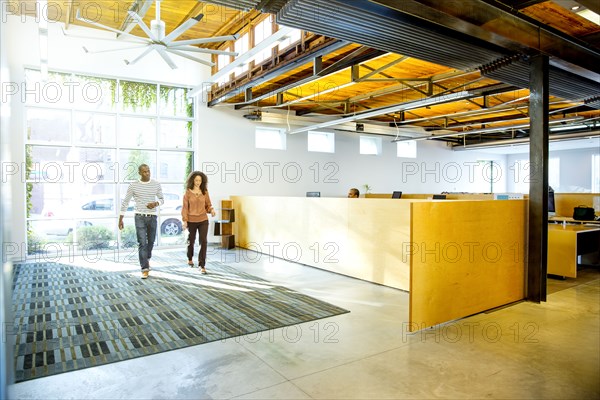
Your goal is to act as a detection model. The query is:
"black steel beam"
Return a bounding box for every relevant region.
[373,0,600,81]
[497,0,547,9]
[527,54,549,303]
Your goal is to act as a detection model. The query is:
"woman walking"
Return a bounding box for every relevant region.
[181,171,216,274]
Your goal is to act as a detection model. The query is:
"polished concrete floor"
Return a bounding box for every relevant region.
[8,247,600,399]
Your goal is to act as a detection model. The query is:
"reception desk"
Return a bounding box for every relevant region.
[548,224,600,278]
[232,196,527,331]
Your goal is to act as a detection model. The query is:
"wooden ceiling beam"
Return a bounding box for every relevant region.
[178,2,207,24]
[64,0,74,29]
[358,56,410,80]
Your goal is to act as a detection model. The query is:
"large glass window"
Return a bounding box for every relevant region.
[234,33,249,77]
[119,116,158,148]
[593,154,600,193]
[253,18,274,65]
[513,157,560,193]
[118,80,158,114]
[27,108,70,143]
[160,119,192,149]
[25,70,77,107]
[216,47,232,86]
[74,112,116,146]
[278,28,302,51]
[25,69,194,255]
[72,74,117,112]
[549,157,560,191]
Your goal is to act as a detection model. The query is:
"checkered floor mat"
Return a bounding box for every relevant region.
[11,259,349,382]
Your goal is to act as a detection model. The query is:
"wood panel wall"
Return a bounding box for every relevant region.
[232,196,528,332]
[555,193,600,218]
[409,200,527,331]
[232,196,416,290]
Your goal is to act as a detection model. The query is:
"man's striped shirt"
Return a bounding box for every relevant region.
[120,179,164,215]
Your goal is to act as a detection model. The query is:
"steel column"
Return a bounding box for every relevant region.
[527,54,549,303]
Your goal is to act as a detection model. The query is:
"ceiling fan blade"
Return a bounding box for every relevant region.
[120,0,154,35]
[169,34,240,47]
[167,46,238,56]
[75,9,151,43]
[166,48,215,67]
[83,44,147,54]
[124,45,156,66]
[155,47,179,69]
[162,13,204,45]
[127,11,159,42]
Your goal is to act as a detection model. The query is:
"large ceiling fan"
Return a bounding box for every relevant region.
[68,0,239,69]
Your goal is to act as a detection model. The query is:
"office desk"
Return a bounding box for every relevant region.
[549,216,600,225]
[548,224,600,278]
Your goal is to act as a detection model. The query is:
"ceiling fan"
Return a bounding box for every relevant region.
[66,0,239,69]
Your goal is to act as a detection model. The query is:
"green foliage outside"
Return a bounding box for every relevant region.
[121,225,137,248]
[120,80,157,111]
[126,150,151,180]
[185,97,194,188]
[27,228,45,254]
[25,146,36,254]
[67,226,115,250]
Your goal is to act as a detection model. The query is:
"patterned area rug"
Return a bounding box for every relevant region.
[11,256,349,382]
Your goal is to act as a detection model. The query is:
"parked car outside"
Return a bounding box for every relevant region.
[36,193,183,236]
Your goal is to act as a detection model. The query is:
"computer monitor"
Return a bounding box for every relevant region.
[548,187,555,216]
[391,191,402,199]
[306,191,321,197]
[433,194,447,200]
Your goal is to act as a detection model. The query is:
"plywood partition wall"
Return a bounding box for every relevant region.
[366,193,494,200]
[409,200,527,332]
[231,196,415,290]
[555,193,600,218]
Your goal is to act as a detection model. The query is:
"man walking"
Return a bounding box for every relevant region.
[119,164,164,279]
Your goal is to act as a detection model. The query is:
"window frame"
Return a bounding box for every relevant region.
[24,68,195,254]
[307,130,335,153]
[360,136,382,155]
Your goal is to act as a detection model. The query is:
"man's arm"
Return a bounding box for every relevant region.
[156,183,164,205]
[147,181,164,209]
[118,183,134,230]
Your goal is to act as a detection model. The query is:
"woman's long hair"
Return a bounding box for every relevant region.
[186,171,208,194]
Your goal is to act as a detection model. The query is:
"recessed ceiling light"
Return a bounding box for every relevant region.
[571,5,580,10]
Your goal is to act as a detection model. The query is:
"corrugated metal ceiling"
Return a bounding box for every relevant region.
[273,0,599,109]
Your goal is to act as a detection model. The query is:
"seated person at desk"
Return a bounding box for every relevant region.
[348,188,360,198]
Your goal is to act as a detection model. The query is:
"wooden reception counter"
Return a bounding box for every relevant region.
[231,196,527,331]
[547,224,600,278]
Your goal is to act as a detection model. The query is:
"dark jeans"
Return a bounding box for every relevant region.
[135,214,157,271]
[187,220,209,267]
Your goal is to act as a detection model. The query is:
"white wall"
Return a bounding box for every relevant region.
[196,106,509,202]
[507,147,599,193]
[0,5,14,395]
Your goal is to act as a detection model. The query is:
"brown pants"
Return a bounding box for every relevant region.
[187,220,209,267]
